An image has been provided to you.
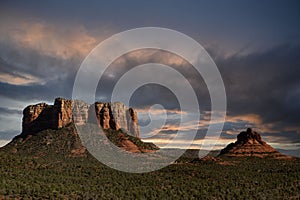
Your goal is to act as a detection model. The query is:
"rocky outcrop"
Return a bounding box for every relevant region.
[72,100,90,126]
[127,108,140,138]
[90,102,140,137]
[111,102,128,130]
[220,128,288,158]
[22,98,140,138]
[22,103,56,135]
[55,98,74,128]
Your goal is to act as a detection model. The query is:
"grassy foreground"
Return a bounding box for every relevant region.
[0,151,299,199]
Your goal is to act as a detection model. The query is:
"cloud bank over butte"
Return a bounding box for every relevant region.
[0,1,299,152]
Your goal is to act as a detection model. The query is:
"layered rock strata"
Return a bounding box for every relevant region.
[220,128,286,158]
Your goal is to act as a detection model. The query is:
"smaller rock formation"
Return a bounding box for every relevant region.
[220,128,288,158]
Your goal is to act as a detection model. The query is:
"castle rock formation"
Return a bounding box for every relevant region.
[22,98,140,138]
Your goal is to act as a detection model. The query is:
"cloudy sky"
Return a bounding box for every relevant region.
[0,0,299,154]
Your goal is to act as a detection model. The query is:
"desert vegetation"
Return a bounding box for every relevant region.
[0,148,299,199]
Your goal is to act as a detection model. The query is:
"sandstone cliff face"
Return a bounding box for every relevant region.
[22,98,140,138]
[22,103,56,135]
[55,98,73,128]
[111,102,127,130]
[72,100,90,126]
[127,108,140,138]
[220,128,286,158]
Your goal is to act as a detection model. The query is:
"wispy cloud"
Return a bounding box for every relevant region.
[0,107,22,115]
[2,20,99,60]
[0,72,43,86]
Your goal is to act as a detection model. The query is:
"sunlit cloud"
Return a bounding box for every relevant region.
[161,121,199,132]
[136,107,187,116]
[268,142,300,150]
[226,113,277,133]
[9,21,98,59]
[226,113,262,126]
[142,137,235,150]
[0,72,43,86]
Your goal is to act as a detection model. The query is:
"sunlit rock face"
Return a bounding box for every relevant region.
[220,128,287,158]
[55,98,74,128]
[21,98,140,138]
[127,108,140,138]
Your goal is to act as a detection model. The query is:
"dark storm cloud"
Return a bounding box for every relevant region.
[99,44,300,136]
[96,49,210,111]
[1,41,299,136]
[0,81,71,102]
[217,44,300,128]
[0,57,22,78]
[0,36,83,102]
[261,131,300,144]
[0,18,103,104]
[0,44,81,83]
[127,45,300,146]
[0,107,22,115]
[0,48,79,102]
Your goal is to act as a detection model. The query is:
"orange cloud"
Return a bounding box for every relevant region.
[111,49,188,68]
[161,121,199,132]
[225,113,277,133]
[10,21,98,59]
[0,19,117,61]
[0,72,43,85]
[226,113,262,125]
[136,107,187,115]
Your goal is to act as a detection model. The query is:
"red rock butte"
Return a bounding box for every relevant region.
[220,128,289,158]
[21,98,140,138]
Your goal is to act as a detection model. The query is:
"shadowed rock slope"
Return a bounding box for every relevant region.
[1,123,158,158]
